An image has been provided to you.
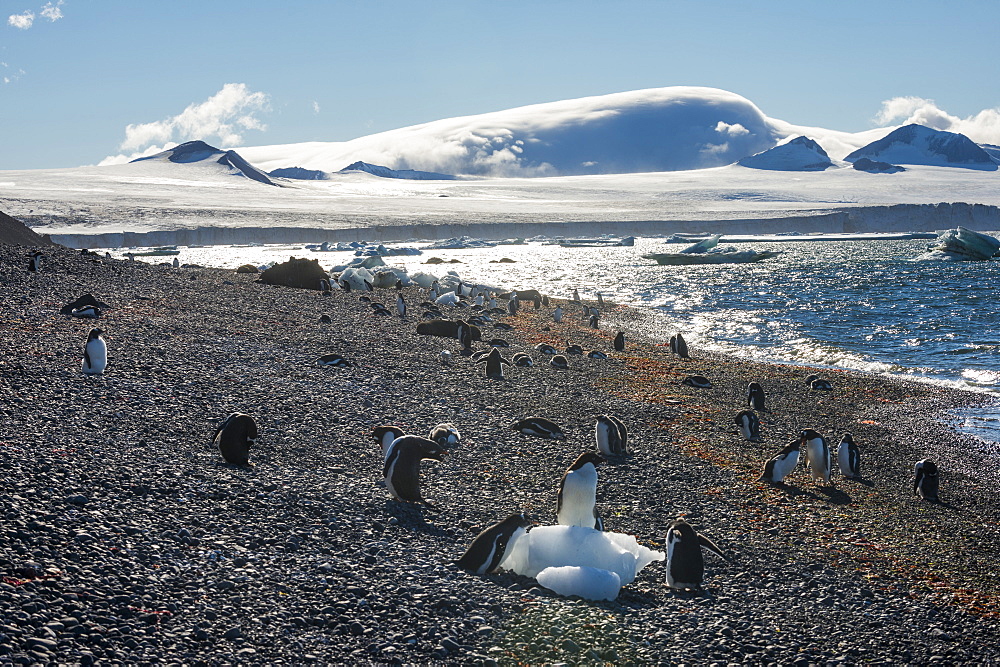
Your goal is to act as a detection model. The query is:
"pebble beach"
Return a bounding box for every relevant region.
[3,244,1000,665]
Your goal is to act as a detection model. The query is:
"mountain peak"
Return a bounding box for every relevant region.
[845,124,997,170]
[130,140,277,185]
[737,135,833,171]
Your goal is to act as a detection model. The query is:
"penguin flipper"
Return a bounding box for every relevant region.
[697,533,728,561]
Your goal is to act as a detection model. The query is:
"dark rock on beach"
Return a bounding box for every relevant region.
[258,256,328,289]
[1,243,999,664]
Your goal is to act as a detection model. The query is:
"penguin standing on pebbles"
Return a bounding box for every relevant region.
[758,440,800,483]
[665,518,727,590]
[614,331,625,352]
[838,434,861,479]
[671,333,690,359]
[213,413,259,465]
[595,415,628,457]
[383,436,448,506]
[82,328,107,375]
[747,382,767,411]
[455,513,532,574]
[734,410,761,441]
[556,451,605,529]
[478,347,512,379]
[801,429,831,484]
[28,251,43,273]
[396,293,407,319]
[553,306,564,323]
[914,459,940,502]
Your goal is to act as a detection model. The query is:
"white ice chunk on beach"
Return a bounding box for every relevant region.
[434,291,460,306]
[372,266,411,288]
[338,266,374,290]
[915,227,1000,261]
[498,525,664,587]
[408,271,438,289]
[536,566,622,602]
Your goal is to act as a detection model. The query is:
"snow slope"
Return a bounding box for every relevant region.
[737,136,834,171]
[845,124,998,171]
[134,141,277,185]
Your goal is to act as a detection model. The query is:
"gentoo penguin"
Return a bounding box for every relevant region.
[805,374,833,391]
[913,459,939,502]
[212,413,258,465]
[488,338,509,347]
[550,354,569,369]
[383,436,448,506]
[428,423,461,447]
[507,293,520,316]
[339,277,352,292]
[512,352,533,367]
[595,415,628,457]
[318,353,351,368]
[396,294,407,319]
[665,518,727,590]
[372,425,405,458]
[71,305,101,319]
[565,344,584,356]
[553,306,564,323]
[511,417,565,440]
[613,331,625,352]
[455,513,532,574]
[535,343,558,355]
[28,251,43,272]
[801,429,831,484]
[588,313,600,329]
[556,451,605,529]
[747,382,767,411]
[758,439,800,483]
[837,433,861,479]
[477,348,511,379]
[572,288,580,302]
[734,410,761,441]
[672,333,690,359]
[172,257,180,268]
[82,328,107,375]
[681,375,712,389]
[587,350,608,359]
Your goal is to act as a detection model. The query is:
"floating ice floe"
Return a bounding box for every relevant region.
[499,525,664,600]
[425,236,498,250]
[914,227,1000,261]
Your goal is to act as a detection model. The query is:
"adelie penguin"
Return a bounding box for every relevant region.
[801,429,831,484]
[734,410,761,441]
[595,415,628,457]
[478,347,512,379]
[838,433,861,479]
[396,294,407,319]
[550,355,569,369]
[671,333,690,359]
[913,459,939,502]
[512,352,533,367]
[318,353,351,368]
[511,417,565,440]
[455,513,532,575]
[747,382,767,411]
[383,436,448,507]
[758,439,800,483]
[82,328,107,375]
[27,251,43,273]
[613,331,625,352]
[665,517,727,590]
[556,451,605,529]
[213,413,259,465]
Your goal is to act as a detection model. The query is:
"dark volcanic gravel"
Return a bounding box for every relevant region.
[2,244,1000,665]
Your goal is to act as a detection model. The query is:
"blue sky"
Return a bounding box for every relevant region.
[2,0,999,170]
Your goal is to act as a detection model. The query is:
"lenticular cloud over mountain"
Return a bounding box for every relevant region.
[240,87,785,177]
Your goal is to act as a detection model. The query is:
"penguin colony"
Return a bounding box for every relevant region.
[37,250,951,606]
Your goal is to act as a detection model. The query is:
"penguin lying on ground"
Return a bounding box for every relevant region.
[383,436,448,507]
[512,352,533,367]
[557,451,606,529]
[428,423,461,447]
[318,353,351,368]
[665,518,727,590]
[595,415,628,457]
[758,439,800,483]
[550,355,569,369]
[455,513,532,575]
[535,343,558,355]
[838,433,861,479]
[213,413,259,465]
[914,459,939,502]
[681,375,712,389]
[588,350,608,359]
[511,417,565,440]
[805,374,833,391]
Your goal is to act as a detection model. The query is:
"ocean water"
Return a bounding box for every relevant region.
[111,235,1000,443]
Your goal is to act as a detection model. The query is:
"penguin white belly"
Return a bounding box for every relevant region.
[83,339,107,374]
[837,443,852,476]
[772,451,798,482]
[595,422,613,456]
[384,456,403,500]
[666,535,699,589]
[806,440,829,482]
[557,466,598,528]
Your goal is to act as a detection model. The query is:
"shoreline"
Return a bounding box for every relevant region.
[2,244,999,664]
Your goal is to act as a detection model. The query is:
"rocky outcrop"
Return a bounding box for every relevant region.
[0,209,56,246]
[258,257,328,290]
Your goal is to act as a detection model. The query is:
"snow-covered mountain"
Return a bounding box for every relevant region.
[980,144,1000,164]
[338,161,455,181]
[736,136,834,171]
[133,140,277,185]
[845,125,997,171]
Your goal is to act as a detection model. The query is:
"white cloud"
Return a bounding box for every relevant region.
[40,1,63,21]
[312,101,320,114]
[876,96,1000,145]
[98,143,179,167]
[716,121,749,137]
[8,11,35,29]
[117,83,270,153]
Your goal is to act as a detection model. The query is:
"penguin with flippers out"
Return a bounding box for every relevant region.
[665,517,727,590]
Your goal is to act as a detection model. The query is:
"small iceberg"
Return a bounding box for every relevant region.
[915,227,1000,261]
[498,525,664,598]
[425,236,499,250]
[643,234,780,265]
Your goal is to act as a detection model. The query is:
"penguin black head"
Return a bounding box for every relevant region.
[569,451,606,470]
[87,328,104,341]
[799,428,823,442]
